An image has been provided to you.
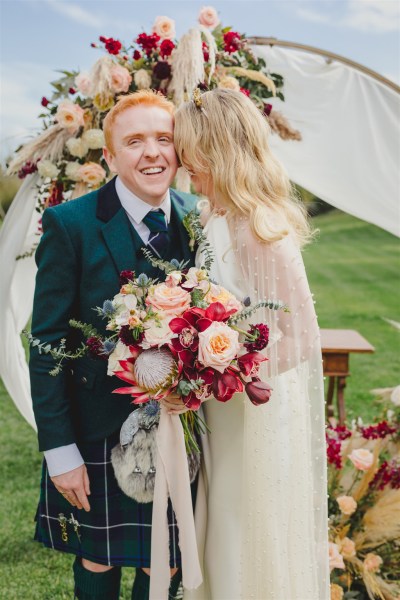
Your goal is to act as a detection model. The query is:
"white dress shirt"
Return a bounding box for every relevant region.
[44,177,171,476]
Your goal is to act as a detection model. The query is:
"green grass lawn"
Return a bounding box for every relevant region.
[0,209,399,598]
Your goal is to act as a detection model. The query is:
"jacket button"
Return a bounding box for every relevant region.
[81,376,88,384]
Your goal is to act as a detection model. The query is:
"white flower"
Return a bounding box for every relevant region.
[107,340,132,376]
[390,385,400,406]
[114,293,138,311]
[66,137,89,158]
[134,69,152,90]
[141,316,177,349]
[37,159,59,179]
[115,310,130,327]
[65,161,83,182]
[81,128,105,150]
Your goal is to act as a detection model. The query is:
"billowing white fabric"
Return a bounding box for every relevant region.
[255,44,400,238]
[184,213,329,599]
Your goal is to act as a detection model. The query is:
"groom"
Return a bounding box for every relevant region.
[29,90,197,599]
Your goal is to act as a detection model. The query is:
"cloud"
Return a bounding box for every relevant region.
[295,7,330,24]
[343,0,400,33]
[44,0,139,34]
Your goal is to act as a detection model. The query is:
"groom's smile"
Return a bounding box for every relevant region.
[103,105,178,206]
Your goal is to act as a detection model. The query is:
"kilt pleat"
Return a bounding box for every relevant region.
[34,432,192,568]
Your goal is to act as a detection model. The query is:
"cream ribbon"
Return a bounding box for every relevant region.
[150,406,203,599]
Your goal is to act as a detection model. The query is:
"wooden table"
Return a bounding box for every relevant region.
[320,329,375,425]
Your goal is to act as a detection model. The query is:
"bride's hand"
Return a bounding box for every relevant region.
[160,393,189,415]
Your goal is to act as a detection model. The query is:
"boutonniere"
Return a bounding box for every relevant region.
[182,210,214,272]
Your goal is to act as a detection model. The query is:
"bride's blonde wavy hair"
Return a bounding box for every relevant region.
[174,88,312,246]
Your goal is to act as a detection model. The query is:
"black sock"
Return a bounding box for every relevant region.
[73,557,121,600]
[131,568,182,600]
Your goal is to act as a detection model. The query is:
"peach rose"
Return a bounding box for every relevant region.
[110,64,132,93]
[77,162,106,187]
[348,448,374,471]
[330,583,344,600]
[198,321,240,373]
[56,100,85,132]
[337,495,357,515]
[152,16,175,40]
[329,542,345,572]
[75,72,92,96]
[205,283,242,313]
[364,553,383,572]
[339,537,356,559]
[198,6,220,29]
[218,75,240,91]
[146,283,191,317]
[141,316,177,349]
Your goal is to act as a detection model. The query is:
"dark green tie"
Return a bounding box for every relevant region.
[142,209,169,258]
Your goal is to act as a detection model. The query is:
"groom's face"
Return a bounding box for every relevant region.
[103,105,178,206]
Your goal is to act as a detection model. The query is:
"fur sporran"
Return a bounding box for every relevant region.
[111,402,200,503]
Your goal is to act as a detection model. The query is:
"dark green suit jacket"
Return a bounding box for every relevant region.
[29,178,197,451]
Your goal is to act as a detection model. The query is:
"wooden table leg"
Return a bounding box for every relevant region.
[326,376,335,420]
[337,376,347,425]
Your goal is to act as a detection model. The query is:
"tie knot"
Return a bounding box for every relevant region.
[142,209,167,233]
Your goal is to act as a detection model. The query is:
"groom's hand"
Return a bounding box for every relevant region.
[160,393,190,415]
[52,464,91,511]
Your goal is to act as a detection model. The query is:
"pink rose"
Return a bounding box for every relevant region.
[337,495,357,515]
[110,64,132,93]
[205,283,242,313]
[146,283,191,316]
[141,316,177,349]
[348,448,374,471]
[339,537,356,559]
[198,321,240,373]
[198,6,220,29]
[56,100,85,132]
[77,162,106,187]
[363,553,383,573]
[75,72,92,96]
[329,542,345,572]
[152,16,175,40]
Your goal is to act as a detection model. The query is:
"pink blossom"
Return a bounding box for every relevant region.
[198,6,220,29]
[348,448,374,471]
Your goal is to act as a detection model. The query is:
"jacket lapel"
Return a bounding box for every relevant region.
[170,189,195,265]
[97,178,145,275]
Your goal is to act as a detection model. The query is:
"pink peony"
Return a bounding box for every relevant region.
[336,495,357,515]
[75,72,92,96]
[198,6,220,29]
[152,16,175,40]
[329,542,345,572]
[77,162,106,187]
[110,64,132,93]
[56,100,85,132]
[198,321,240,373]
[348,448,374,471]
[363,553,383,573]
[146,283,191,317]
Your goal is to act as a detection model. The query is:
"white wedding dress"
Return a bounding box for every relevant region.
[184,212,329,600]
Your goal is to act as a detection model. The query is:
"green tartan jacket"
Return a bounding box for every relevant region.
[29,178,197,451]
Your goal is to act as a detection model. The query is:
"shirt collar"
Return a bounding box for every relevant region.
[115,176,171,224]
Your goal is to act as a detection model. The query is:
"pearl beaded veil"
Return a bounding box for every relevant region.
[188,211,329,600]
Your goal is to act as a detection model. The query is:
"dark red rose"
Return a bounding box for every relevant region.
[202,42,209,62]
[160,39,175,58]
[133,50,142,60]
[41,97,50,107]
[119,270,135,286]
[136,32,160,55]
[263,103,272,117]
[244,323,270,352]
[245,378,272,405]
[223,31,241,54]
[240,88,250,97]
[153,61,172,80]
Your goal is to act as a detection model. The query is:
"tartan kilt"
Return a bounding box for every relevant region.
[34,431,196,568]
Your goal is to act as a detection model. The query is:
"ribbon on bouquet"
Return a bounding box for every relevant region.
[149,406,202,600]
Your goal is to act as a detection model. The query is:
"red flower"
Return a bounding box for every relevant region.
[202,42,209,62]
[119,270,135,286]
[369,459,400,491]
[69,87,76,95]
[244,323,269,352]
[48,182,64,207]
[153,61,172,80]
[212,369,243,402]
[326,434,342,469]
[223,30,241,54]
[361,420,397,440]
[160,39,175,58]
[41,96,50,107]
[133,50,142,60]
[263,103,272,117]
[18,161,38,179]
[101,37,122,55]
[86,336,107,360]
[245,378,272,405]
[90,43,97,48]
[136,32,160,55]
[237,352,267,377]
[240,88,250,97]
[99,36,107,42]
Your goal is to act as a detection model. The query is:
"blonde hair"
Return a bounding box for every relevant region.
[103,90,175,153]
[174,88,312,245]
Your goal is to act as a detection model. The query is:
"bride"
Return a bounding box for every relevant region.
[174,89,330,600]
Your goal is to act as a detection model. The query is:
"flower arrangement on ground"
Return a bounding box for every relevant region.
[327,406,400,600]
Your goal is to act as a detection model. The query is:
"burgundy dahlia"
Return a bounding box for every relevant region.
[244,323,270,352]
[119,270,135,286]
[119,325,136,346]
[153,61,171,80]
[86,336,106,359]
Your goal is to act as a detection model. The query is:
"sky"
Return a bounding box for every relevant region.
[0,0,399,161]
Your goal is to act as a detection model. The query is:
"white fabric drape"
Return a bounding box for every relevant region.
[185,213,329,599]
[255,44,400,238]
